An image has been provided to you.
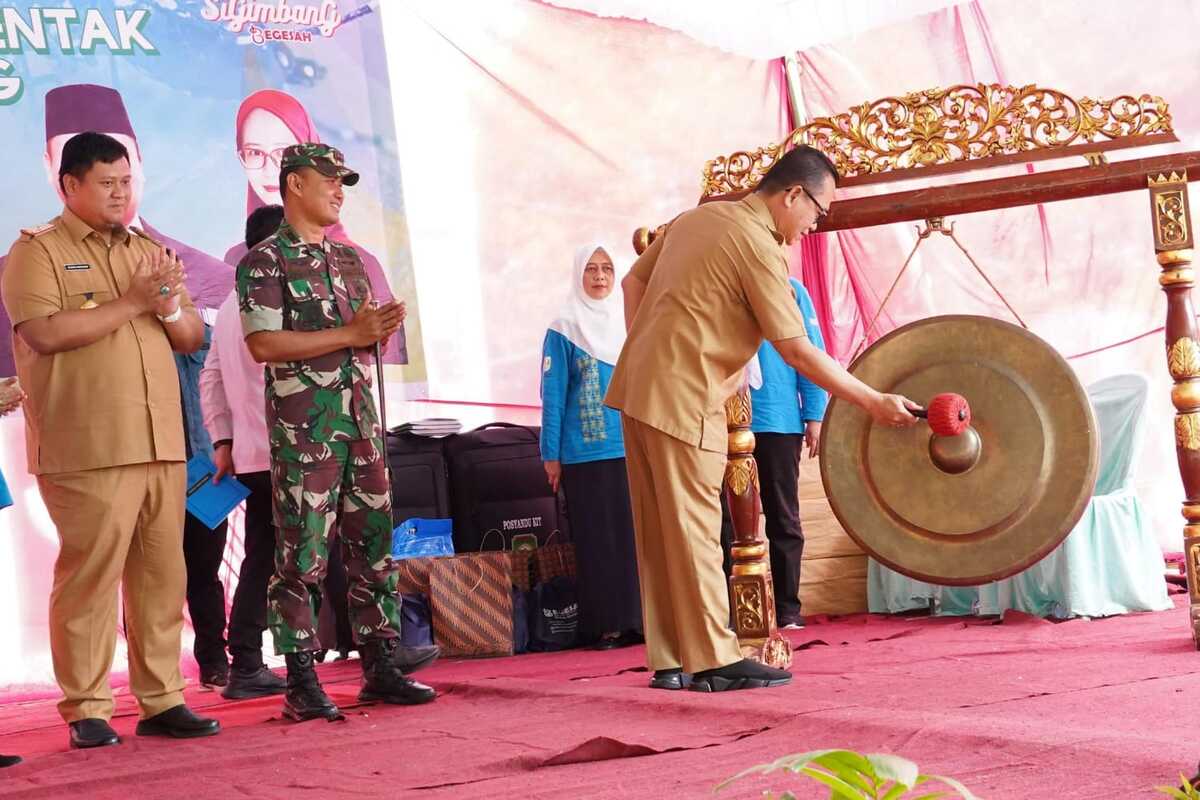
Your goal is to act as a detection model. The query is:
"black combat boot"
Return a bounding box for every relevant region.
[359,639,437,706]
[283,651,342,722]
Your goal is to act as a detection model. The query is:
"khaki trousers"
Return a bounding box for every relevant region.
[621,417,742,673]
[37,461,187,722]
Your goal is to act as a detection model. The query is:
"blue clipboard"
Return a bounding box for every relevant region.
[185,453,250,530]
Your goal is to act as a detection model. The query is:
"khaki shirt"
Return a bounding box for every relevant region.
[1,207,193,475]
[605,193,807,453]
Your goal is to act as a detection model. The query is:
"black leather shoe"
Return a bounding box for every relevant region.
[689,658,791,692]
[649,668,691,690]
[69,718,120,749]
[222,665,287,700]
[592,634,623,651]
[778,614,806,630]
[200,666,229,690]
[0,754,21,767]
[135,705,221,738]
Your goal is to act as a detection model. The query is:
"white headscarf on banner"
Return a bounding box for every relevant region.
[548,243,626,366]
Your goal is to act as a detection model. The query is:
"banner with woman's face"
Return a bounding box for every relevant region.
[0,0,422,690]
[0,1,422,376]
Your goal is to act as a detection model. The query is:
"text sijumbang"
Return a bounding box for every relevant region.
[201,0,343,38]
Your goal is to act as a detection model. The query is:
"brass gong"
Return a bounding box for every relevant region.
[819,315,1100,586]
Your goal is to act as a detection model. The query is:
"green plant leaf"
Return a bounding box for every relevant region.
[922,774,981,800]
[1155,788,1192,800]
[881,784,912,800]
[1155,778,1200,800]
[813,752,877,793]
[716,750,871,794]
[908,794,950,800]
[867,754,919,789]
[800,766,871,799]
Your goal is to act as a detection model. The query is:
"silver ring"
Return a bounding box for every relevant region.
[158,284,170,297]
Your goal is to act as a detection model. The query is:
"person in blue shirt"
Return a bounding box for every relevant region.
[540,244,643,650]
[0,381,23,766]
[174,324,236,690]
[746,277,828,629]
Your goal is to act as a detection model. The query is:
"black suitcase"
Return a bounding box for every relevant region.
[386,432,451,525]
[444,422,570,552]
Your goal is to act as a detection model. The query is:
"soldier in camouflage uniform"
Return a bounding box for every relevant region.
[237,143,439,721]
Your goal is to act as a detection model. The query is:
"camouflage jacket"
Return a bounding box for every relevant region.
[236,220,380,447]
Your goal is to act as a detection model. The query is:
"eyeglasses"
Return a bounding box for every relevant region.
[799,184,829,221]
[238,146,288,170]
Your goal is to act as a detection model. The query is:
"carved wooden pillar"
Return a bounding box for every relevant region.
[724,386,793,669]
[1148,171,1200,648]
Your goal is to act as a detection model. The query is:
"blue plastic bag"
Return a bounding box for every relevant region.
[392,518,455,559]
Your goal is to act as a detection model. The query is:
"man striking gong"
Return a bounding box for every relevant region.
[606,146,920,693]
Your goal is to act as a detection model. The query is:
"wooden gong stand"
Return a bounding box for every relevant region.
[634,84,1200,654]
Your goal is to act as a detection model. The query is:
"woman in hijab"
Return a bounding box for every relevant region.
[540,245,642,650]
[225,89,405,362]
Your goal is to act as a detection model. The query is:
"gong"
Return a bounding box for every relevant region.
[819,315,1099,586]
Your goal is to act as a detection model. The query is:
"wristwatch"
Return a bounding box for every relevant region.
[156,306,183,324]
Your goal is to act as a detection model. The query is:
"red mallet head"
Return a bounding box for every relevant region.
[926,393,971,437]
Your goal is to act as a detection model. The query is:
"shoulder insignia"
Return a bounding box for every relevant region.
[19,222,56,239]
[128,226,164,247]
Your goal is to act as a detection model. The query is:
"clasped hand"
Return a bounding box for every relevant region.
[129,248,186,317]
[347,300,405,349]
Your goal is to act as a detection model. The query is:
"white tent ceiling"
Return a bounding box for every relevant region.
[540,0,968,58]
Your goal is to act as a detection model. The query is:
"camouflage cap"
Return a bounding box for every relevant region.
[280,143,360,186]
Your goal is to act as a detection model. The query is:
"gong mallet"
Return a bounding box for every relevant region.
[909,392,971,437]
[906,392,979,475]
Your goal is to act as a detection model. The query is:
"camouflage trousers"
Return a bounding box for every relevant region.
[268,436,400,654]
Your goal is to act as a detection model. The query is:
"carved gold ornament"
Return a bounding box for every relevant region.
[733,582,765,631]
[725,456,759,497]
[702,84,1173,196]
[1176,413,1200,450]
[1169,338,1200,380]
[724,388,752,427]
[1153,188,1191,248]
[758,635,793,670]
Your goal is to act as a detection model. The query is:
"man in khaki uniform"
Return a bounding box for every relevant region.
[1,132,221,747]
[606,146,918,693]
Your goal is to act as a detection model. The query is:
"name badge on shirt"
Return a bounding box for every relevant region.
[64,263,91,271]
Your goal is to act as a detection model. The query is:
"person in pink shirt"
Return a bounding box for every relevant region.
[199,205,292,700]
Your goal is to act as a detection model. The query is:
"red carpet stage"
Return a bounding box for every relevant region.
[2,594,1198,799]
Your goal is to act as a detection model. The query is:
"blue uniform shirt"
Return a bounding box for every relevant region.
[0,465,11,510]
[749,278,829,434]
[540,329,626,464]
[174,323,216,462]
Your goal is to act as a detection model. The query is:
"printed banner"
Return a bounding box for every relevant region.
[0,0,420,689]
[0,0,424,378]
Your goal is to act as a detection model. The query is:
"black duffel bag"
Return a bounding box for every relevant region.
[444,422,569,552]
[385,431,451,525]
